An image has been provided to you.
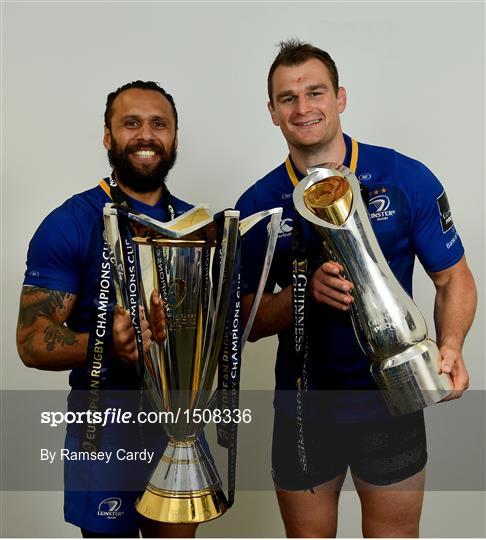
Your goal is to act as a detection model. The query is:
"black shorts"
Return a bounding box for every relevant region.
[272,409,427,490]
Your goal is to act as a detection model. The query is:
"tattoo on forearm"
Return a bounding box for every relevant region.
[43,324,78,352]
[18,287,75,327]
[22,331,36,358]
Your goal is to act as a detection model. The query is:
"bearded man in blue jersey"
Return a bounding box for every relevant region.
[236,40,477,537]
[17,81,198,538]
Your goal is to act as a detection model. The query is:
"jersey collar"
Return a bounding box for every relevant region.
[285,133,359,188]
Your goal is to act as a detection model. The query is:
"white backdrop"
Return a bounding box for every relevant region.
[2,1,485,537]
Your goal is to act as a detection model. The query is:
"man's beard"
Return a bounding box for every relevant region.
[107,138,177,193]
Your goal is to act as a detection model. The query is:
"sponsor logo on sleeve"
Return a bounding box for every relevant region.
[437,191,454,233]
[97,497,124,519]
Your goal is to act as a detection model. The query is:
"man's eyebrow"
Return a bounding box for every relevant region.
[275,83,328,100]
[275,89,296,100]
[120,114,170,121]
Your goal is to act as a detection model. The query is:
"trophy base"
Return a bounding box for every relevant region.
[371,339,453,416]
[136,485,227,524]
[136,439,227,523]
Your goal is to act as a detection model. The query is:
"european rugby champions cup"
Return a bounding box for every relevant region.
[293,165,453,416]
[103,202,282,523]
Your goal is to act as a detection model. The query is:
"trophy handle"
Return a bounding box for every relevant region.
[121,203,214,239]
[238,208,282,349]
[195,211,241,406]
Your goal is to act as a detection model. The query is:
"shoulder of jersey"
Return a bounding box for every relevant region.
[170,194,194,214]
[240,162,290,206]
[357,139,427,189]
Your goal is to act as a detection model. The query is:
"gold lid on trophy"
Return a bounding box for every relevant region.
[303,177,352,226]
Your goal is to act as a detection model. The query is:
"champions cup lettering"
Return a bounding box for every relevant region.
[231,280,240,380]
[82,242,116,451]
[124,238,143,348]
[155,249,170,315]
[91,249,111,380]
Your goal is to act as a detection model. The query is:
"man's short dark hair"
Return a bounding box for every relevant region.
[268,39,339,104]
[104,80,178,129]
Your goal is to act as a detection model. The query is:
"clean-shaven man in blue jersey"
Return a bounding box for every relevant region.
[236,40,477,537]
[17,81,199,538]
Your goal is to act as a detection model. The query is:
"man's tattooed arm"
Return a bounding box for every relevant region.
[16,286,89,370]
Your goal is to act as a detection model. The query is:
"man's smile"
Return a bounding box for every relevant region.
[129,148,160,164]
[134,150,156,158]
[294,118,322,127]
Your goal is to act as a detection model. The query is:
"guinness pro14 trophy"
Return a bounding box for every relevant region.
[293,165,452,415]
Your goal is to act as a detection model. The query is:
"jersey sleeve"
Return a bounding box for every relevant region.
[236,185,277,296]
[23,203,84,293]
[403,158,464,272]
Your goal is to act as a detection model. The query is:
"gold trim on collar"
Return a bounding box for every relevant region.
[285,138,359,187]
[285,158,300,187]
[99,178,112,199]
[350,138,359,173]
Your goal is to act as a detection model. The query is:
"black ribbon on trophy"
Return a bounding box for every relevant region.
[291,212,312,478]
[213,211,243,508]
[81,176,175,452]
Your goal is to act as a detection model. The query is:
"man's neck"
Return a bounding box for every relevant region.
[289,132,347,176]
[114,175,164,206]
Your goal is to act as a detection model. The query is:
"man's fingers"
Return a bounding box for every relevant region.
[316,264,354,291]
[312,290,351,311]
[150,289,161,306]
[142,327,153,353]
[439,350,456,374]
[140,317,150,332]
[441,389,465,402]
[312,281,354,306]
[114,307,132,328]
[321,260,344,272]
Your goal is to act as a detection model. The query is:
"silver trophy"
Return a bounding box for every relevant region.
[103,203,281,523]
[293,165,452,415]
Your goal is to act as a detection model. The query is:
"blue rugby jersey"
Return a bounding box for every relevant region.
[23,181,196,533]
[236,134,464,395]
[23,181,192,390]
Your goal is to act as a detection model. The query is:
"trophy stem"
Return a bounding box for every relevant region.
[136,439,227,523]
[371,339,453,415]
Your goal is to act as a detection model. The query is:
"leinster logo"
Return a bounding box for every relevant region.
[369,194,391,213]
[97,497,123,519]
[167,278,187,308]
[368,188,396,221]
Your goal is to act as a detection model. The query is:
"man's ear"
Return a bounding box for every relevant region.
[268,101,280,127]
[174,131,178,150]
[103,127,112,150]
[337,87,347,114]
